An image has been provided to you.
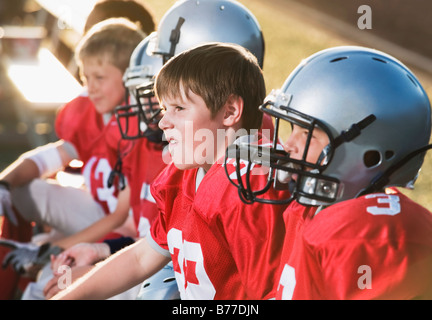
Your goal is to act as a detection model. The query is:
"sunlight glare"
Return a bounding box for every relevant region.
[7,48,82,106]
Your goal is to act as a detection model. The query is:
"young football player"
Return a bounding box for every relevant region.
[44,33,176,300]
[228,46,432,299]
[0,0,157,298]
[45,0,274,300]
[0,18,145,294]
[51,42,290,300]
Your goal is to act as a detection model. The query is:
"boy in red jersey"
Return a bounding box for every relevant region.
[51,42,289,300]
[45,0,274,299]
[230,46,432,299]
[43,34,174,300]
[0,19,145,291]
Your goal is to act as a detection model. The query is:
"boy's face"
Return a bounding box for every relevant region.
[81,57,126,115]
[282,123,329,172]
[159,89,226,171]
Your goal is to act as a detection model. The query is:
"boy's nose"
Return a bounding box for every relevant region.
[86,80,97,93]
[283,135,298,156]
[158,112,172,131]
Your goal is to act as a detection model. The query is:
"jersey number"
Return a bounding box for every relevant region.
[82,156,118,213]
[277,264,296,300]
[167,228,216,299]
[365,193,401,216]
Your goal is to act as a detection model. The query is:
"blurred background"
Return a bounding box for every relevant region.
[0,0,431,209]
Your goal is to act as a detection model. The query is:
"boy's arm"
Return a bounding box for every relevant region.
[52,185,131,250]
[0,140,75,187]
[0,140,76,225]
[51,237,170,300]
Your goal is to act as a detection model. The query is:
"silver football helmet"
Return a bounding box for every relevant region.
[226,46,432,206]
[116,32,164,140]
[150,0,264,67]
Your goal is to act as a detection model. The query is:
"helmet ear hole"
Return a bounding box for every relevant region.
[364,150,381,168]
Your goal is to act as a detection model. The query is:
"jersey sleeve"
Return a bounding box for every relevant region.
[148,163,179,253]
[148,187,169,253]
[55,101,81,142]
[55,94,103,160]
[55,94,90,141]
[147,221,171,258]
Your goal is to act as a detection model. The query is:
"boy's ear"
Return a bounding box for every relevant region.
[222,94,243,127]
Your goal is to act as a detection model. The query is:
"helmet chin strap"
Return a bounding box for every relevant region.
[317,114,376,165]
[333,114,376,148]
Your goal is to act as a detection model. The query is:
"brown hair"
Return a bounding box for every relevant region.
[155,42,265,132]
[84,0,156,35]
[76,17,145,75]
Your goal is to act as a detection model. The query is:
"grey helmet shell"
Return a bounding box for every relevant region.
[152,0,264,67]
[272,46,431,204]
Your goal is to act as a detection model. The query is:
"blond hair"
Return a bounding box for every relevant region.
[76,17,145,76]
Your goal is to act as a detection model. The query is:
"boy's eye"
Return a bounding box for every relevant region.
[175,106,184,112]
[300,129,310,138]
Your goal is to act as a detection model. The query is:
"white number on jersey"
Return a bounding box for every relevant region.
[82,156,118,213]
[167,228,216,299]
[366,194,401,216]
[278,264,296,300]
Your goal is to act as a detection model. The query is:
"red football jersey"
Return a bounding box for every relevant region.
[277,188,432,299]
[260,112,274,141]
[149,156,289,300]
[121,138,168,237]
[55,93,122,214]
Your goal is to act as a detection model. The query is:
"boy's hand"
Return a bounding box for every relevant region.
[51,242,111,273]
[0,239,62,277]
[44,265,93,299]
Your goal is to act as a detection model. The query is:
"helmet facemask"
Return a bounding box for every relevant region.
[115,81,164,142]
[225,90,340,206]
[225,89,377,206]
[115,33,164,141]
